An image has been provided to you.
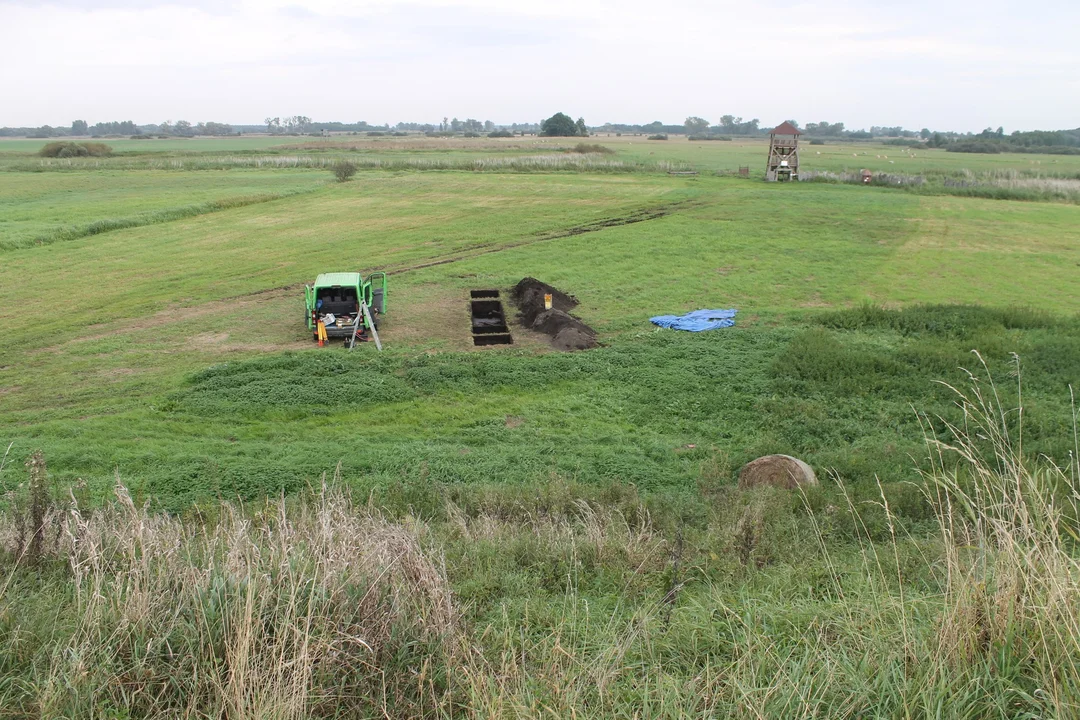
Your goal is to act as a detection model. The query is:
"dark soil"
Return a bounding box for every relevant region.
[511,278,579,326]
[510,278,597,351]
[531,309,593,338]
[551,327,597,352]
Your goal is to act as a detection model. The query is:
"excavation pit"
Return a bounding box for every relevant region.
[473,334,514,346]
[469,290,513,345]
[470,300,511,334]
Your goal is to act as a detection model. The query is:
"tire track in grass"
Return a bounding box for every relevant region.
[378,196,707,275]
[211,196,708,304]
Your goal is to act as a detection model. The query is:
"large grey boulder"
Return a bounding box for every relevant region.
[738,455,817,490]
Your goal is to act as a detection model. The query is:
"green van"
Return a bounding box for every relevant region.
[304,271,387,341]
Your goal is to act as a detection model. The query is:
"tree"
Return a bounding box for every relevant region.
[174,120,193,136]
[920,128,932,140]
[484,120,494,132]
[576,117,588,136]
[684,116,710,134]
[202,121,233,136]
[71,120,88,135]
[540,112,579,137]
[926,132,948,148]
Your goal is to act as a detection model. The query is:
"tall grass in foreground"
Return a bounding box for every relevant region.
[923,356,1080,714]
[2,364,1078,718]
[0,472,463,718]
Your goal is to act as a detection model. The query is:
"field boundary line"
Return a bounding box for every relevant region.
[2,184,329,252]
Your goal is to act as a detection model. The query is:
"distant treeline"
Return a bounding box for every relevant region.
[942,126,1080,154]
[0,119,235,138]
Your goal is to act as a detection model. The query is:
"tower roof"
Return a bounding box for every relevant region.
[770,121,801,136]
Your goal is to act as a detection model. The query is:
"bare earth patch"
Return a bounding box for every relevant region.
[389,284,551,352]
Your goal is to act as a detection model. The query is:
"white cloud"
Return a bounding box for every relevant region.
[0,0,1076,130]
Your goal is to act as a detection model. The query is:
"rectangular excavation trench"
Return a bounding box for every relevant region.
[470,290,513,346]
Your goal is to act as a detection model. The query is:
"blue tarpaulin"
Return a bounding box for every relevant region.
[650,308,737,332]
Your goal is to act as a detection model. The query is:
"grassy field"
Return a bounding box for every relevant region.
[1,137,1079,717]
[0,135,294,153]
[7,133,1080,178]
[0,168,330,249]
[602,135,1080,175]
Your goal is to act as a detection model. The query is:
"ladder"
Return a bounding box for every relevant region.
[349,300,382,352]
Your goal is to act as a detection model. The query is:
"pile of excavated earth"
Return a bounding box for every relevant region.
[510,278,598,351]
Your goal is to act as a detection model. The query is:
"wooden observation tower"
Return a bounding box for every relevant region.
[765,121,801,181]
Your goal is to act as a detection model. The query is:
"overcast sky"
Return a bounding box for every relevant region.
[1,0,1077,132]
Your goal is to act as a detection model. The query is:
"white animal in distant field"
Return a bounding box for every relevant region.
[889,160,894,164]
[853,153,858,157]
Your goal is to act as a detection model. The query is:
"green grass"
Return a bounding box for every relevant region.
[6,133,1079,178]
[0,168,330,248]
[1,143,1080,717]
[0,135,296,153]
[598,135,1080,176]
[1,173,1078,507]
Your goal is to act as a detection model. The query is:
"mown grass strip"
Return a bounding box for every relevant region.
[1,185,327,251]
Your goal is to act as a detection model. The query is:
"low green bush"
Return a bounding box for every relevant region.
[947,141,1003,154]
[566,142,615,154]
[332,160,357,182]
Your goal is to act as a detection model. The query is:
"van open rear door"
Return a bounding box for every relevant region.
[368,272,387,314]
[304,285,314,328]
